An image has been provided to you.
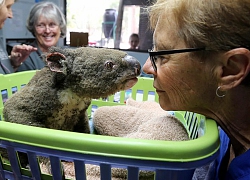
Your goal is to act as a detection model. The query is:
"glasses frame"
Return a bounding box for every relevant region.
[35,23,59,31]
[148,47,205,71]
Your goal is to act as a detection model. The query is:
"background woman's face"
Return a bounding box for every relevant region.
[0,0,14,29]
[35,16,61,51]
[129,36,139,49]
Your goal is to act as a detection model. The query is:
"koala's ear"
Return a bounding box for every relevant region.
[46,52,66,73]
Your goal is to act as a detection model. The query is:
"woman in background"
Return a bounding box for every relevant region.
[128,33,140,50]
[17,1,66,71]
[0,0,37,74]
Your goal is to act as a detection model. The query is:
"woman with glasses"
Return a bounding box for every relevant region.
[0,0,37,74]
[143,0,250,179]
[17,1,66,72]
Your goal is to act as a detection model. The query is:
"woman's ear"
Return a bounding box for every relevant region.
[219,48,250,91]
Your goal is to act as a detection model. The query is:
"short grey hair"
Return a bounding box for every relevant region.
[26,1,66,38]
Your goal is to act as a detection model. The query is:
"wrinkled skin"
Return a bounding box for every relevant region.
[143,11,250,166]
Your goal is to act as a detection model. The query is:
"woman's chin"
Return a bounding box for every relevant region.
[158,97,172,111]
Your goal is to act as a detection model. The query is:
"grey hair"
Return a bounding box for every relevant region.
[148,0,250,51]
[148,0,250,85]
[26,1,66,38]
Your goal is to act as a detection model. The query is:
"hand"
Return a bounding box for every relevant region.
[10,44,37,68]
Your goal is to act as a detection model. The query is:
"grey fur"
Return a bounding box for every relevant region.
[3,46,141,133]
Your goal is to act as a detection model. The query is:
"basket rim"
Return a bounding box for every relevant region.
[0,114,219,163]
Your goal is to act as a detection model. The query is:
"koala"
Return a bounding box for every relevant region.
[1,46,141,168]
[3,46,141,133]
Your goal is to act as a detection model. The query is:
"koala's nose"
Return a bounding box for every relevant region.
[124,55,141,76]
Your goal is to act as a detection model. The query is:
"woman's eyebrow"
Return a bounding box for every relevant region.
[155,43,174,51]
[153,37,174,50]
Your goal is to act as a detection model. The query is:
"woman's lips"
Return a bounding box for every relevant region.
[154,87,165,93]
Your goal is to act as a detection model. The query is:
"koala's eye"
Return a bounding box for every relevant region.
[105,61,114,69]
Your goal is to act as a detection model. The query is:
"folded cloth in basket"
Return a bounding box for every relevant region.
[89,98,189,179]
[41,98,189,179]
[93,97,189,141]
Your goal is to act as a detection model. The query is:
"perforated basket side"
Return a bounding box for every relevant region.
[0,70,37,121]
[173,111,206,140]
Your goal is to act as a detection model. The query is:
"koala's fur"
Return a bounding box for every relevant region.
[3,46,141,133]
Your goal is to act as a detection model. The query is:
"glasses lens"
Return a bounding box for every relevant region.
[150,56,157,71]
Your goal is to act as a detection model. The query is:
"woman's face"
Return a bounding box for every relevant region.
[143,16,216,112]
[129,36,139,49]
[0,0,14,29]
[34,15,61,52]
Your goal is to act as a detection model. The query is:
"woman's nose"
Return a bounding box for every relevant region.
[143,57,156,75]
[45,26,52,33]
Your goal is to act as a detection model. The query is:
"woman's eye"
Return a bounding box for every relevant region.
[156,55,170,65]
[37,24,45,28]
[49,23,57,28]
[155,55,166,62]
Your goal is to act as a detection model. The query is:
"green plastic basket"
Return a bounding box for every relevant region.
[0,71,220,180]
[0,70,37,121]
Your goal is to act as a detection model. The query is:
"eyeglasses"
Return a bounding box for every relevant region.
[148,47,206,71]
[36,23,59,31]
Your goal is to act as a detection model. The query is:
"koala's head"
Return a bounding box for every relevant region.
[43,47,141,98]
